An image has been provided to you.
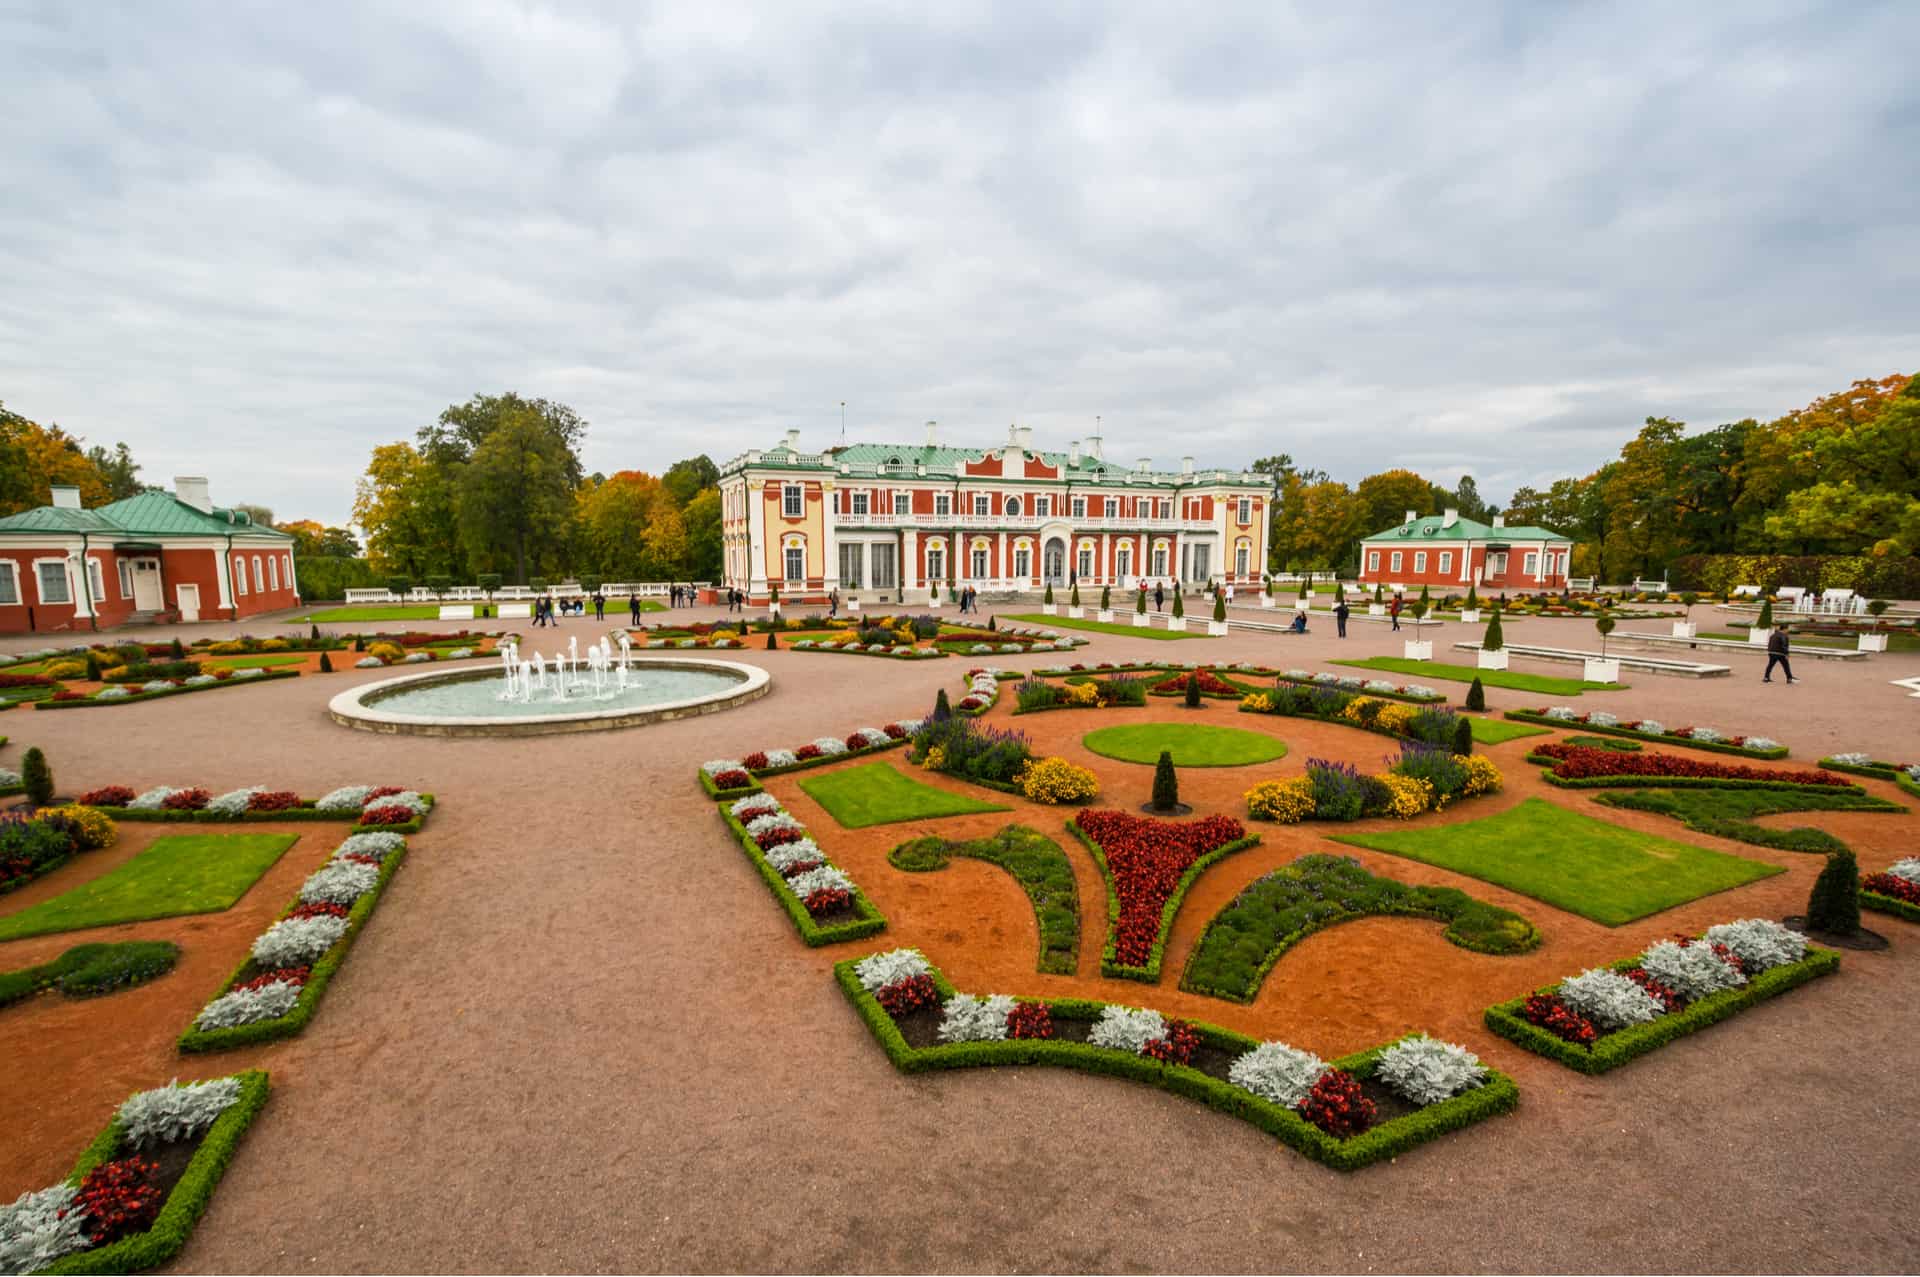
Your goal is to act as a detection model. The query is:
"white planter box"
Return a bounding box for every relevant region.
[1097,609,1115,623]
[1403,640,1433,661]
[1042,603,1058,615]
[1748,627,1772,647]
[769,601,782,616]
[1260,595,1276,608]
[1477,647,1509,670]
[1166,616,1189,632]
[1294,599,1310,613]
[1858,631,1889,652]
[1459,609,1480,624]
[1368,604,1386,616]
[1671,621,1696,639]
[1583,657,1621,683]
[847,598,861,612]
[1067,606,1085,618]
[1133,611,1152,627]
[1207,620,1229,636]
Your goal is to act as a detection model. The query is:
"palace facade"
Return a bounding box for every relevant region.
[718,425,1272,604]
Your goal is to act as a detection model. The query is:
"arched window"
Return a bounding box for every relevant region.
[269,555,279,591]
[1004,496,1021,517]
[251,556,264,593]
[233,556,247,595]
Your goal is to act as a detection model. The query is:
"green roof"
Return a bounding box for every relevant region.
[725,439,1264,489]
[1362,514,1566,543]
[0,490,293,540]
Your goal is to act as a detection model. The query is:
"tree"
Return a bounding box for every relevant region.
[1805,849,1861,935]
[1184,672,1202,708]
[1151,751,1180,811]
[1354,469,1435,539]
[575,471,684,580]
[1483,609,1504,652]
[1465,676,1486,712]
[682,488,723,580]
[0,404,111,513]
[1452,717,1473,758]
[85,441,146,501]
[22,747,53,806]
[232,503,274,528]
[662,455,720,508]
[277,519,327,557]
[420,392,586,481]
[318,526,362,557]
[1595,614,1615,656]
[456,413,578,584]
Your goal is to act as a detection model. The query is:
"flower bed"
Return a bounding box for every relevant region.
[1818,754,1920,800]
[34,668,300,709]
[1483,920,1839,1074]
[1148,668,1252,698]
[1244,749,1501,825]
[1502,708,1788,758]
[1525,743,1848,790]
[81,784,435,834]
[888,827,1079,973]
[1068,811,1254,982]
[178,832,413,1052]
[1011,673,1150,714]
[695,721,922,800]
[0,805,117,895]
[1273,669,1446,703]
[836,951,1517,1171]
[1,1072,270,1275]
[787,638,946,659]
[1182,854,1538,1002]
[1862,858,1920,924]
[715,793,885,946]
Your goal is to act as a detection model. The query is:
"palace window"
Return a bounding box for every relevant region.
[1390,551,1402,572]
[851,492,869,516]
[1235,544,1250,577]
[973,494,989,517]
[784,546,804,582]
[1414,552,1426,573]
[1157,499,1171,520]
[1077,547,1094,579]
[1104,497,1118,518]
[1367,550,1379,571]
[118,559,133,598]
[927,546,946,581]
[1152,546,1168,576]
[87,558,106,603]
[1035,496,1050,518]
[1238,498,1251,523]
[233,556,247,595]
[1005,496,1021,517]
[782,485,802,518]
[935,493,951,517]
[0,562,17,606]
[971,547,989,577]
[1525,551,1540,576]
[894,492,910,516]
[1014,546,1031,578]
[36,560,71,604]
[1438,551,1452,574]
[1071,497,1086,519]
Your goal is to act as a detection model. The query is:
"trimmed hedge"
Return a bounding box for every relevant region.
[697,736,913,800]
[716,805,886,947]
[39,1070,271,1275]
[1818,757,1920,800]
[1502,709,1790,759]
[34,668,301,709]
[1522,754,1856,794]
[834,958,1518,1171]
[178,842,410,1052]
[1067,819,1259,983]
[1861,886,1920,925]
[91,796,434,837]
[1273,674,1446,704]
[1483,946,1840,1074]
[791,643,950,660]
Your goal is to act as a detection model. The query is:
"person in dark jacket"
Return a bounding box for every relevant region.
[1763,628,1796,684]
[1334,597,1350,638]
[1153,584,1165,612]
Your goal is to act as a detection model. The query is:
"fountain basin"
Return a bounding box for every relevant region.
[328,657,769,737]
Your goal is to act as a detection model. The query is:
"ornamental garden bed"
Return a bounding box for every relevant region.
[1483,921,1838,1073]
[1244,749,1502,826]
[1819,754,1920,800]
[1272,669,1446,704]
[2,1072,271,1275]
[74,784,436,835]
[1068,810,1255,982]
[179,831,410,1052]
[696,722,921,800]
[1504,708,1788,758]
[889,826,1080,974]
[1594,786,1903,856]
[1011,672,1151,714]
[37,668,301,708]
[1,802,117,895]
[1147,668,1260,699]
[716,792,886,946]
[998,612,1204,641]
[1525,743,1845,790]
[0,940,181,1012]
[838,950,1517,1171]
[1861,859,1920,923]
[797,761,1010,829]
[1181,854,1539,1003]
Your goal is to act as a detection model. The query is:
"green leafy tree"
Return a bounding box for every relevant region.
[457,412,579,584]
[682,488,723,579]
[1595,614,1615,656]
[85,441,146,501]
[662,455,720,508]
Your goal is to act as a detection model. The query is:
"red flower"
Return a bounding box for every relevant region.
[246,790,302,811]
[1142,1019,1200,1065]
[742,751,770,770]
[1864,872,1920,904]
[359,803,414,826]
[78,785,137,806]
[802,886,851,915]
[1520,993,1597,1046]
[875,974,938,1015]
[1297,1069,1375,1137]
[1533,743,1847,786]
[882,723,908,739]
[72,1157,163,1244]
[1075,811,1245,969]
[795,744,823,761]
[711,769,753,790]
[1006,1001,1054,1039]
[1624,966,1684,1013]
[160,787,211,811]
[289,902,349,921]
[1151,669,1239,696]
[234,964,312,992]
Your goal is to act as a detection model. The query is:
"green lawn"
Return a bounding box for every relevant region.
[1330,797,1781,926]
[1703,629,1920,652]
[0,833,299,941]
[1081,722,1288,767]
[199,653,308,669]
[1594,786,1904,855]
[798,761,1010,829]
[301,600,663,622]
[1467,717,1553,746]
[999,612,1206,640]
[1331,657,1624,696]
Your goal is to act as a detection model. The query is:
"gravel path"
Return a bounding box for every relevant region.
[1,604,1916,1273]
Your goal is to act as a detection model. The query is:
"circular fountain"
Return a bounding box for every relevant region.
[328,632,769,737]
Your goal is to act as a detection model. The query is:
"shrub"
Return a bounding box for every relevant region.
[1456,754,1502,797]
[77,785,136,807]
[1021,757,1099,804]
[1305,758,1366,821]
[251,915,349,968]
[1483,609,1504,651]
[206,787,268,817]
[1087,1005,1166,1054]
[1375,1036,1487,1105]
[195,981,301,1030]
[21,748,52,807]
[1703,919,1807,972]
[1639,939,1746,1001]
[1452,716,1473,758]
[298,860,380,907]
[853,948,930,993]
[1297,1069,1374,1137]
[367,641,405,665]
[39,805,116,850]
[1151,751,1179,810]
[0,1183,91,1273]
[938,993,1015,1042]
[1392,740,1469,803]
[159,787,211,812]
[1805,849,1861,934]
[1557,968,1663,1031]
[1228,1041,1326,1107]
[116,1077,243,1149]
[1375,773,1432,819]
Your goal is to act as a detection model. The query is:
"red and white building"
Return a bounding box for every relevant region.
[1358,509,1572,592]
[0,477,300,634]
[718,425,1272,604]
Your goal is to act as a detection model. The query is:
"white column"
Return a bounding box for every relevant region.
[746,482,768,596]
[903,530,919,591]
[820,481,839,592]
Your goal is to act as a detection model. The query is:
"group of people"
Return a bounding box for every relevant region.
[665,584,698,607]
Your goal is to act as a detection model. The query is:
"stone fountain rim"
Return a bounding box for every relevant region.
[326,655,771,737]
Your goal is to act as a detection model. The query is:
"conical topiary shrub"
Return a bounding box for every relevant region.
[353,635,366,653]
[1806,849,1861,935]
[1172,593,1185,619]
[1452,716,1473,758]
[1373,582,1384,603]
[1465,675,1486,712]
[1757,598,1775,631]
[1483,609,1504,652]
[766,631,778,649]
[1465,584,1479,610]
[1044,583,1054,604]
[933,688,953,723]
[1137,586,1147,612]
[173,636,189,658]
[1100,585,1111,610]
[1418,583,1430,611]
[23,747,53,807]
[1213,592,1226,622]
[1070,581,1081,607]
[318,650,334,672]
[1184,672,1202,708]
[1152,750,1179,810]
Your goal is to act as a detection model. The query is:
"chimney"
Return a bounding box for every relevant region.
[784,428,800,451]
[1181,456,1195,475]
[1404,509,1416,524]
[1087,434,1103,460]
[1492,513,1505,529]
[174,476,213,513]
[1017,426,1034,449]
[924,420,937,447]
[1443,507,1459,527]
[1136,457,1151,474]
[49,484,81,510]
[1069,440,1081,465]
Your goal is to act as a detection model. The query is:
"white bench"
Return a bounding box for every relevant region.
[498,602,532,619]
[1730,585,1763,598]
[1453,640,1730,678]
[437,604,476,620]
[1631,578,1668,593]
[1613,630,1867,661]
[1567,577,1596,592]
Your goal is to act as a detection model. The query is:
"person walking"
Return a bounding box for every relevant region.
[629,593,641,625]
[828,589,839,620]
[1389,593,1402,632]
[1335,596,1349,638]
[593,591,605,621]
[1153,583,1165,613]
[1763,627,1796,684]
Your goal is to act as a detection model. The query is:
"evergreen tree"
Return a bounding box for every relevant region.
[1757,598,1775,630]
[1184,672,1202,708]
[933,687,952,722]
[1152,751,1180,810]
[1137,585,1147,611]
[1595,614,1616,656]
[1100,585,1110,610]
[1806,849,1861,935]
[85,651,103,680]
[766,631,778,649]
[1172,592,1185,618]
[318,650,333,672]
[1465,676,1486,712]
[1417,583,1430,610]
[1070,581,1080,606]
[171,636,187,658]
[22,747,52,806]
[1213,591,1226,622]
[353,635,367,653]
[1044,582,1054,604]
[1465,584,1479,609]
[1373,582,1383,603]
[1483,609,1504,652]
[1452,716,1473,757]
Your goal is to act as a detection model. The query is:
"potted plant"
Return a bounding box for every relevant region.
[1168,590,1188,632]
[768,581,781,616]
[1295,577,1311,613]
[1262,574,1277,608]
[1368,581,1386,617]
[1134,584,1151,627]
[1208,588,1229,636]
[1674,592,1699,639]
[1585,614,1620,683]
[1403,596,1433,661]
[1860,599,1892,651]
[1043,582,1057,616]
[1748,597,1774,647]
[1460,583,1480,624]
[1098,584,1114,623]
[1067,580,1084,619]
[1477,607,1508,670]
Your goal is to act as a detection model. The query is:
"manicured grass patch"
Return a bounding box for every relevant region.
[1182,854,1539,1003]
[0,940,181,1009]
[198,653,308,669]
[890,825,1080,973]
[1331,797,1781,926]
[797,761,1010,829]
[1593,786,1902,855]
[0,833,299,941]
[1467,717,1552,746]
[999,612,1204,640]
[1081,722,1288,767]
[1332,657,1621,696]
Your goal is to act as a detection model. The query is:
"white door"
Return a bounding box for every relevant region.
[131,559,162,610]
[176,583,200,622]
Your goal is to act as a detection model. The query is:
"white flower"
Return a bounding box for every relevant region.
[355,656,382,668]
[1087,1005,1166,1055]
[1557,968,1663,1030]
[0,1184,92,1274]
[1636,719,1665,735]
[1544,706,1579,721]
[236,666,266,678]
[1640,940,1745,1001]
[299,859,380,907]
[1312,672,1338,685]
[970,643,993,654]
[810,737,849,755]
[140,679,176,692]
[316,785,376,813]
[1689,726,1725,743]
[729,794,779,820]
[1884,858,1920,884]
[1906,763,1920,782]
[1283,669,1310,681]
[793,639,815,649]
[701,759,743,777]
[196,981,301,1030]
[744,813,801,838]
[1703,919,1806,972]
[206,787,267,816]
[893,718,924,735]
[447,647,473,659]
[763,749,798,768]
[1403,685,1436,699]
[128,785,179,809]
[116,1078,243,1149]
[1229,1041,1326,1107]
[787,866,853,897]
[185,673,217,686]
[403,652,431,663]
[646,640,668,649]
[1742,736,1780,752]
[1374,1036,1487,1105]
[676,639,697,648]
[251,915,349,968]
[1828,752,1872,766]
[367,789,428,815]
[1587,711,1619,728]
[854,728,890,747]
[763,838,823,873]
[854,948,929,992]
[1364,679,1397,693]
[334,832,405,862]
[97,685,131,698]
[938,993,1015,1042]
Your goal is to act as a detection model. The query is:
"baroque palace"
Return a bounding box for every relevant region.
[719,423,1272,605]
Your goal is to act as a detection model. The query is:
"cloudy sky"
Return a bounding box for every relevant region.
[3,1,1916,527]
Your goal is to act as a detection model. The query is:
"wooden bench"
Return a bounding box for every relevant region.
[1613,631,1868,661]
[1453,640,1730,678]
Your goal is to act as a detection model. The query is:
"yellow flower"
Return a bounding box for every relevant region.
[1245,777,1315,823]
[1376,773,1433,819]
[920,745,947,772]
[40,804,117,849]
[1374,703,1416,736]
[1021,756,1100,804]
[1240,692,1273,713]
[368,641,406,665]
[1062,681,1099,706]
[1458,753,1503,796]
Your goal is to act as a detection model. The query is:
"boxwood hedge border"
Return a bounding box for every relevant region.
[1483,945,1839,1074]
[1818,756,1920,800]
[1521,752,1857,794]
[1066,817,1259,983]
[716,804,886,947]
[834,957,1518,1171]
[1861,886,1920,924]
[1502,709,1790,759]
[698,736,911,800]
[178,840,410,1053]
[39,1069,271,1275]
[87,795,434,836]
[34,668,302,709]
